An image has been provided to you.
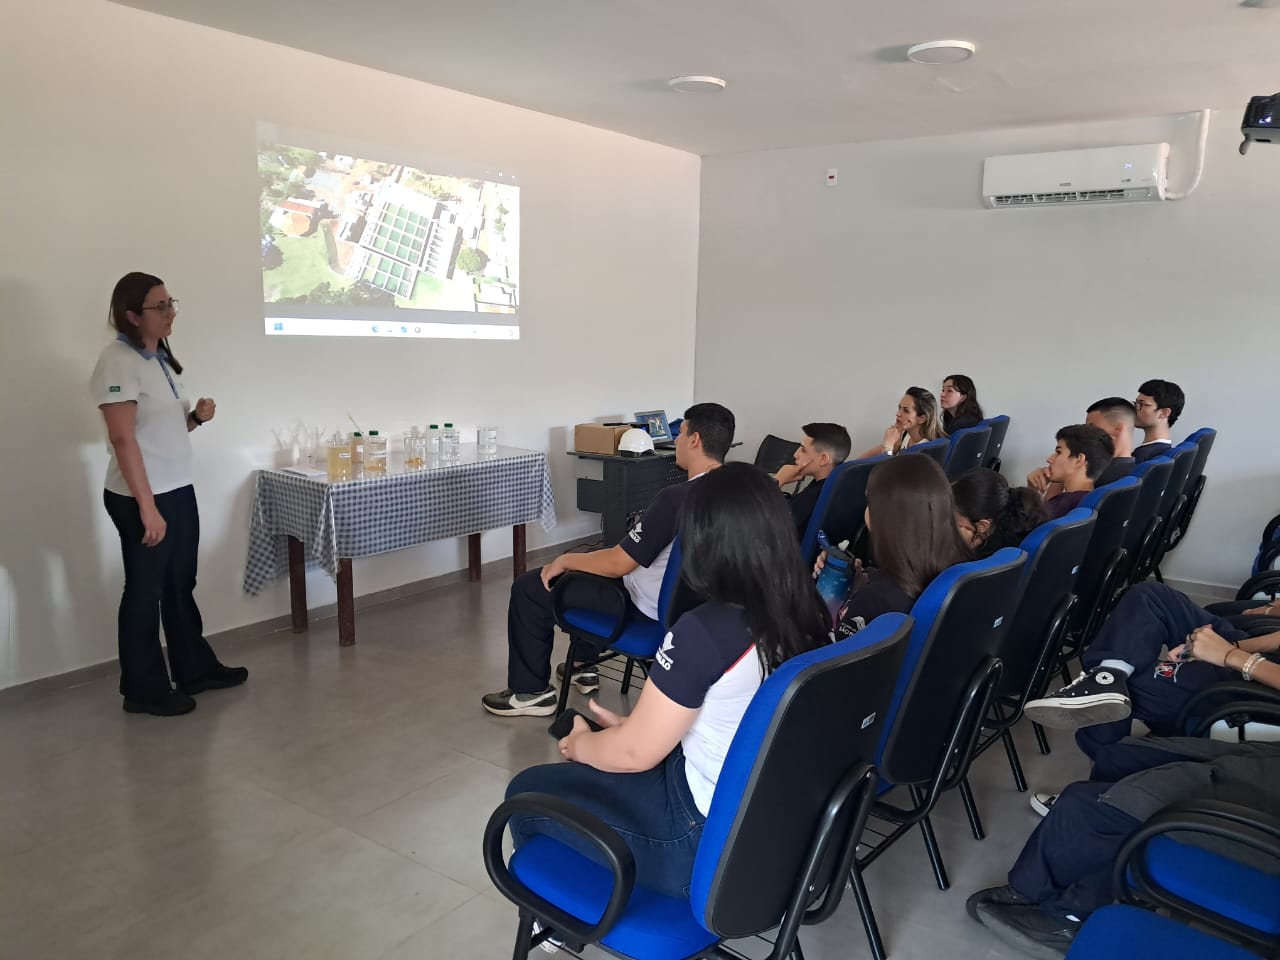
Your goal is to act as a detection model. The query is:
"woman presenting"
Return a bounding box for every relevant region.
[91,272,246,716]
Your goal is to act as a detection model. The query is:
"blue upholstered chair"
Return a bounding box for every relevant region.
[978,415,1011,471]
[943,424,992,481]
[797,454,887,565]
[851,548,1028,960]
[1068,904,1264,960]
[904,436,949,471]
[1091,798,1280,957]
[1122,455,1173,587]
[483,614,913,960]
[970,508,1096,793]
[550,539,684,717]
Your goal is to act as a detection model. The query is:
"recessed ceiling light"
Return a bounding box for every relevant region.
[906,40,976,64]
[667,75,727,93]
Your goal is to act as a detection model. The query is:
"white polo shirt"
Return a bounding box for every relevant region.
[90,337,193,497]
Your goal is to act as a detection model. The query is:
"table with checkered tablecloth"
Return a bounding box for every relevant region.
[243,445,555,645]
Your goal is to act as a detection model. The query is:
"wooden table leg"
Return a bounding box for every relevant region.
[287,536,308,633]
[513,524,527,579]
[337,558,355,646]
[468,533,482,581]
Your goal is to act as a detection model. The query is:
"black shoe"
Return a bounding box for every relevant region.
[1023,667,1131,729]
[555,662,600,695]
[178,665,248,696]
[481,687,558,717]
[966,884,1035,922]
[123,690,197,716]
[975,901,1081,959]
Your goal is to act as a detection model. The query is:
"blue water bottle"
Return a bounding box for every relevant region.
[814,531,853,628]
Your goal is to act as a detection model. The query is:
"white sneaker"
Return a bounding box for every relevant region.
[1030,792,1058,818]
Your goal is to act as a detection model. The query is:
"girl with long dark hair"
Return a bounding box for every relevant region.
[941,374,984,433]
[503,462,830,898]
[834,453,972,637]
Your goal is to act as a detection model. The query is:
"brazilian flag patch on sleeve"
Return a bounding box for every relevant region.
[109,386,121,393]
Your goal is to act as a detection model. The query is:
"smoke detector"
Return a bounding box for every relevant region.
[667,76,727,93]
[906,40,976,64]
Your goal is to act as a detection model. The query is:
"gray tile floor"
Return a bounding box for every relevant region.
[0,574,1093,959]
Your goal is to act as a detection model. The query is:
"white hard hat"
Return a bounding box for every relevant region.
[618,427,656,456]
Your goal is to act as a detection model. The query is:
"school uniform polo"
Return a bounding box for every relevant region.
[90,337,193,496]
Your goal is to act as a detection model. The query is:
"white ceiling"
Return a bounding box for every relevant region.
[115,0,1280,155]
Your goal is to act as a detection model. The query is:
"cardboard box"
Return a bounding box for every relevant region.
[574,423,630,456]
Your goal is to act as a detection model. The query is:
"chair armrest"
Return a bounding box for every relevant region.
[483,792,636,945]
[1236,571,1280,602]
[551,572,632,646]
[1177,681,1280,735]
[1227,615,1280,636]
[1113,799,1280,941]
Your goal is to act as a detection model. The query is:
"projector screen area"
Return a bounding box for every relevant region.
[258,125,520,340]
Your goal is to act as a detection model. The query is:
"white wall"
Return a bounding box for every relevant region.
[0,0,701,689]
[696,110,1275,588]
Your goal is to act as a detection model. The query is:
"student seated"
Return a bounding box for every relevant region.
[1024,581,1280,758]
[1132,378,1185,463]
[967,736,1280,958]
[940,374,984,433]
[857,386,947,459]
[501,462,830,899]
[1027,424,1113,520]
[772,421,852,538]
[481,402,735,718]
[953,468,1049,560]
[1028,399,1137,500]
[829,454,971,638]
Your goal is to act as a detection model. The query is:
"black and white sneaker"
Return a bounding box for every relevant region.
[555,662,600,695]
[1030,793,1058,818]
[481,687,558,717]
[975,900,1080,959]
[966,884,1035,922]
[1023,668,1131,729]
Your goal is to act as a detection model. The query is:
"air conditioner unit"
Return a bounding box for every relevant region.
[982,143,1170,208]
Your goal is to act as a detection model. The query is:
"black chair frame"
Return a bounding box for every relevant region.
[972,594,1077,793]
[1176,682,1280,740]
[550,573,654,718]
[850,656,1003,960]
[1113,799,1280,956]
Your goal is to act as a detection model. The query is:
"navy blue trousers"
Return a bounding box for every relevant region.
[103,485,222,701]
[1008,740,1186,918]
[1077,583,1242,758]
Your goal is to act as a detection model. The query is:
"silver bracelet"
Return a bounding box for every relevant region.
[1241,652,1265,681]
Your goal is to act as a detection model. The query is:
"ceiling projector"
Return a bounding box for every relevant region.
[1240,93,1280,154]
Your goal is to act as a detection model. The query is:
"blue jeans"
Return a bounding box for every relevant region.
[505,747,706,899]
[1077,583,1241,758]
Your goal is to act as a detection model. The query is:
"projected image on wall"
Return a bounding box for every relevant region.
[258,132,519,339]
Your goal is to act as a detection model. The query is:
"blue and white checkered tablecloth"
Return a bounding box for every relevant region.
[243,446,556,595]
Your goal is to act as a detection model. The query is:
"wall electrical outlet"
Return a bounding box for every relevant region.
[825,168,838,187]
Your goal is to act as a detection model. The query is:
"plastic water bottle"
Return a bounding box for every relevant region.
[366,430,388,471]
[428,424,441,459]
[814,531,854,629]
[442,423,461,461]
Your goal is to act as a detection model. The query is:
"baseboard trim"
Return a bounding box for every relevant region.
[0,534,598,703]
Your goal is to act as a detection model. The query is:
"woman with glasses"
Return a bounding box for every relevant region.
[940,374,984,433]
[90,272,246,716]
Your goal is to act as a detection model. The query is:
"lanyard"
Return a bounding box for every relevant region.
[156,355,179,399]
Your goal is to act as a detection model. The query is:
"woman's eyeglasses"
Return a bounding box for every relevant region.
[141,299,179,313]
